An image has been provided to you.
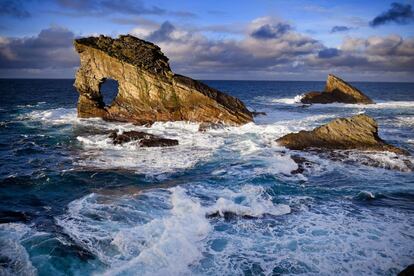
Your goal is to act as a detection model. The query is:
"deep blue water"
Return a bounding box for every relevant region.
[0,79,413,275]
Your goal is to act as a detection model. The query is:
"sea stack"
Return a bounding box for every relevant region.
[301,74,374,104]
[73,35,253,125]
[276,114,406,154]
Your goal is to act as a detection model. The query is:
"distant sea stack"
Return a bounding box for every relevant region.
[276,114,406,154]
[301,74,374,104]
[73,35,253,125]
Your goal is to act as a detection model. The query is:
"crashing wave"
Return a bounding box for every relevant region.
[56,185,290,275]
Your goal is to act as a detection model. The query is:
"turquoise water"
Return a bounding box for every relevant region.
[0,79,413,275]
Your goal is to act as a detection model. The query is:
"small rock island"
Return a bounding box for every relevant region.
[74,35,253,125]
[301,74,374,104]
[277,114,406,154]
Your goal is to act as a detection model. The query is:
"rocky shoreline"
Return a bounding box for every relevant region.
[74,34,410,168]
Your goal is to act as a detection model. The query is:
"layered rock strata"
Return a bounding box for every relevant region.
[74,35,253,125]
[301,74,374,104]
[276,114,406,154]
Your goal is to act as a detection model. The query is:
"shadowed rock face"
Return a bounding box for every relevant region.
[74,35,253,125]
[301,74,374,104]
[398,264,414,276]
[276,114,406,154]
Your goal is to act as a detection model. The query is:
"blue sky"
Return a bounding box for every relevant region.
[0,0,413,81]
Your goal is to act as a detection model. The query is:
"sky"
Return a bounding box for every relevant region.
[0,0,413,81]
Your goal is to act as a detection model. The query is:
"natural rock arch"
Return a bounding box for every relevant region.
[74,35,253,125]
[99,78,119,107]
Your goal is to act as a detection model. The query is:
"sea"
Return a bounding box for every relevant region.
[0,79,413,276]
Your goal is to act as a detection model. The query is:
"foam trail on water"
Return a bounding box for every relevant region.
[270,94,304,104]
[309,101,414,109]
[56,185,291,275]
[19,108,78,124]
[0,223,37,276]
[75,122,225,176]
[343,151,413,172]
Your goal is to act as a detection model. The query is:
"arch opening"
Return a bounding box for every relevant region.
[99,78,119,107]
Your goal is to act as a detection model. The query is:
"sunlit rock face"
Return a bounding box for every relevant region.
[74,35,253,125]
[301,74,374,104]
[276,114,406,154]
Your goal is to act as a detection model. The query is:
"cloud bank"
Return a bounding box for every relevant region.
[0,26,78,77]
[0,16,413,80]
[131,17,414,80]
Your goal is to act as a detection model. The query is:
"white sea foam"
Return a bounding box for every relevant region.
[56,184,291,275]
[195,200,414,275]
[356,190,376,200]
[105,187,211,276]
[205,185,291,218]
[19,107,78,124]
[271,94,304,104]
[309,100,414,109]
[57,182,414,275]
[344,151,413,172]
[75,122,224,176]
[19,106,413,178]
[0,223,37,276]
[265,95,414,110]
[392,116,414,127]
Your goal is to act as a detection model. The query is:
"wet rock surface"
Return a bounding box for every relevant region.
[109,130,178,147]
[277,114,406,154]
[301,74,374,104]
[252,111,267,117]
[290,155,316,174]
[0,210,31,223]
[138,137,179,147]
[74,35,253,125]
[398,264,414,276]
[198,122,226,132]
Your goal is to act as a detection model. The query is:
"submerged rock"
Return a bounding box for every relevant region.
[198,122,226,132]
[109,130,178,147]
[276,114,406,154]
[399,264,414,276]
[74,35,253,125]
[0,210,31,223]
[290,155,316,174]
[252,111,267,117]
[138,137,179,147]
[301,74,374,104]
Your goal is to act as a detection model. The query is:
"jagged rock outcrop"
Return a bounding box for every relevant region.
[276,114,406,154]
[301,74,374,104]
[109,130,178,147]
[74,35,253,125]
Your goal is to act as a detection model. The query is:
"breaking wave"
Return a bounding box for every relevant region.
[56,185,290,275]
